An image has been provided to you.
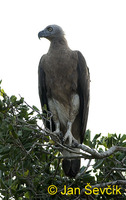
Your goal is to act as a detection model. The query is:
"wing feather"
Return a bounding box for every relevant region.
[38,56,55,130]
[38,56,48,108]
[77,51,90,143]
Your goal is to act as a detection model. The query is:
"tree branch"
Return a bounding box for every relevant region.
[78,144,126,159]
[22,98,126,161]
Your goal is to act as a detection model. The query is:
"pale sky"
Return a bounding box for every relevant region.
[0,0,126,137]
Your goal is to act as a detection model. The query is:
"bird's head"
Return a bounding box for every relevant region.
[38,25,65,41]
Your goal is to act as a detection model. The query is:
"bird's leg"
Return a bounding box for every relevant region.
[63,121,78,146]
[52,120,63,142]
[63,94,80,146]
[54,120,60,134]
[48,99,62,137]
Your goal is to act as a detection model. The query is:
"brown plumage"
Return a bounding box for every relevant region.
[38,25,90,178]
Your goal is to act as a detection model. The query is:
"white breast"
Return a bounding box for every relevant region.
[48,93,80,126]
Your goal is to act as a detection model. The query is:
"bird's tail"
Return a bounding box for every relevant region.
[62,149,80,178]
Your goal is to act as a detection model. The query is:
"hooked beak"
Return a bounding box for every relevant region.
[38,30,46,39]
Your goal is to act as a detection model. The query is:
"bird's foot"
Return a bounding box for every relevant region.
[63,131,78,147]
[53,130,63,138]
[52,130,63,143]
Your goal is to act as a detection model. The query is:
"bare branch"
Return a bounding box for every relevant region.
[81,180,126,194]
[111,168,126,171]
[78,144,126,159]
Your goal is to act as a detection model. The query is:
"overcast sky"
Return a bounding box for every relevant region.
[0,0,126,137]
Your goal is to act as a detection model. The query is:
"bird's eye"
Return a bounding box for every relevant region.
[47,27,53,32]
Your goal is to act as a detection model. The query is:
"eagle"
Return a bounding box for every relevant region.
[38,25,90,178]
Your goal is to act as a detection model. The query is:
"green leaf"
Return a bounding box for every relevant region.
[10,95,17,103]
[92,133,101,147]
[0,89,5,97]
[9,130,18,139]
[0,179,7,189]
[0,163,6,171]
[43,104,47,111]
[83,129,92,147]
[79,166,85,174]
[32,105,39,111]
[24,191,30,199]
[24,170,29,177]
[94,159,104,170]
[11,182,18,191]
[120,134,126,142]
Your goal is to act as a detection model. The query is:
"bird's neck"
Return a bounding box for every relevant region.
[48,37,69,52]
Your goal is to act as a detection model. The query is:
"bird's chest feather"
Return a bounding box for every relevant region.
[43,51,78,102]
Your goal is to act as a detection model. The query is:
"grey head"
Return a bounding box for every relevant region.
[38,25,65,41]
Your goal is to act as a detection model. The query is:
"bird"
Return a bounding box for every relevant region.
[38,25,90,178]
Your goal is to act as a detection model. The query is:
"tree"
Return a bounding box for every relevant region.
[0,81,126,200]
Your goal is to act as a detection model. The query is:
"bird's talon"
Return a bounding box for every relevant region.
[58,132,63,142]
[72,140,79,148]
[63,132,78,147]
[51,131,63,143]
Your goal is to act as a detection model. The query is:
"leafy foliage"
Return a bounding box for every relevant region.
[0,81,126,200]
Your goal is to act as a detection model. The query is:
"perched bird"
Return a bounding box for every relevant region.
[38,25,90,178]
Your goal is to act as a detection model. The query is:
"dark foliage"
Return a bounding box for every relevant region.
[0,81,126,200]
